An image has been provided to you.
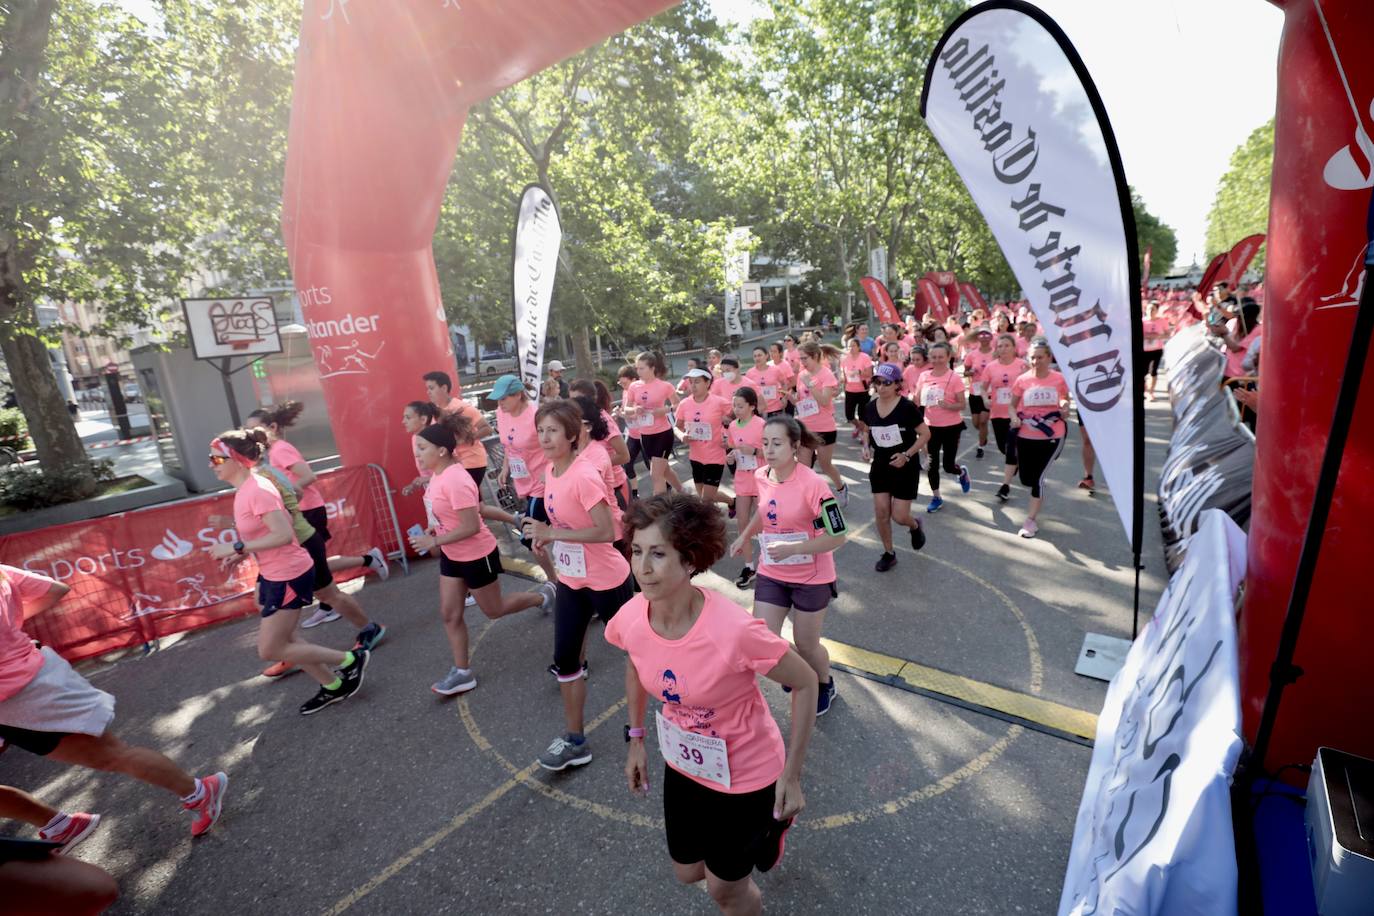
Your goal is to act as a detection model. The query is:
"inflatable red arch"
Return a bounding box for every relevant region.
[282,0,1374,775]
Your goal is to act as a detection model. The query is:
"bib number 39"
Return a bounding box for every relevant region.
[656,710,731,789]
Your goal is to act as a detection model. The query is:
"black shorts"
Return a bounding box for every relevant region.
[811,430,838,446]
[258,569,316,618]
[869,459,921,500]
[465,466,486,488]
[1142,348,1163,378]
[439,546,503,589]
[690,460,725,488]
[843,390,870,423]
[519,496,550,551]
[663,762,778,882]
[302,505,330,543]
[552,576,636,678]
[753,573,836,612]
[302,531,335,590]
[0,723,67,756]
[968,395,988,415]
[639,428,675,461]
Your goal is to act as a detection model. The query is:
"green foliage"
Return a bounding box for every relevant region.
[0,457,115,510]
[0,408,26,441]
[1131,188,1178,279]
[1205,119,1273,268]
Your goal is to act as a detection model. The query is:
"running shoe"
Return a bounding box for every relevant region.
[185,772,228,837]
[432,666,477,696]
[354,622,386,652]
[734,566,756,589]
[366,547,389,581]
[300,685,348,715]
[546,660,589,680]
[40,812,101,854]
[996,483,1011,502]
[753,816,794,873]
[301,606,340,629]
[926,496,944,513]
[1078,476,1095,492]
[875,552,897,572]
[538,735,592,771]
[337,647,369,693]
[538,581,557,613]
[464,594,477,607]
[1018,518,1039,539]
[835,483,849,508]
[728,498,737,520]
[976,446,985,459]
[261,661,295,678]
[910,521,926,551]
[958,465,972,493]
[816,678,837,717]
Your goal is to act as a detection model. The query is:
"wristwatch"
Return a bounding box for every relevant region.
[625,725,645,742]
[232,540,245,555]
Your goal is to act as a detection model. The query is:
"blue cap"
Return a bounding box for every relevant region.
[489,374,528,400]
[874,363,903,384]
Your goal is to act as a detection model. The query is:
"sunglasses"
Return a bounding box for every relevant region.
[208,454,230,466]
[874,379,897,387]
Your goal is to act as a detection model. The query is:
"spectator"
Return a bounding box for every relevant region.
[855,322,875,356]
[1212,298,1261,381]
[546,360,570,399]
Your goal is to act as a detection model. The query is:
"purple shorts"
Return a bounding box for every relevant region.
[753,573,837,612]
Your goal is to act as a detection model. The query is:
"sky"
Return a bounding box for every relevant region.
[709,0,1285,271]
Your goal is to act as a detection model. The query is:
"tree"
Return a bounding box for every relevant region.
[1205,119,1273,269]
[1132,187,1178,280]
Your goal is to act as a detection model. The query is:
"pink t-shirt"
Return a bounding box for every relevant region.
[710,376,745,403]
[425,463,497,562]
[901,364,922,398]
[578,442,624,540]
[962,347,996,398]
[604,587,790,794]
[600,410,628,488]
[542,459,630,591]
[771,360,795,389]
[620,387,640,440]
[498,402,548,498]
[627,378,676,436]
[916,369,967,428]
[1226,327,1260,378]
[675,394,732,465]
[1015,336,1032,357]
[1012,370,1071,440]
[840,353,873,392]
[744,365,788,414]
[980,358,1029,420]
[268,440,324,511]
[444,397,490,470]
[1142,318,1169,351]
[754,463,837,586]
[0,565,56,700]
[796,365,838,434]
[727,416,765,497]
[235,473,314,582]
[784,347,802,372]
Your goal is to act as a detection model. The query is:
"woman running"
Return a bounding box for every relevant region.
[729,415,847,716]
[245,403,387,631]
[916,342,971,512]
[1009,341,1071,539]
[493,374,560,584]
[857,363,929,572]
[840,337,874,437]
[782,334,803,373]
[983,334,1029,502]
[610,493,817,916]
[615,365,646,500]
[1142,302,1169,400]
[767,342,796,416]
[726,387,766,590]
[572,379,632,508]
[674,368,733,504]
[207,431,369,715]
[710,357,747,404]
[626,352,682,496]
[902,345,927,398]
[789,341,848,506]
[745,347,788,418]
[400,401,440,497]
[960,327,997,459]
[523,400,636,771]
[408,413,553,696]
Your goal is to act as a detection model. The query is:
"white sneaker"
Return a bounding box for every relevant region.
[367,547,389,581]
[301,606,341,628]
[464,594,477,607]
[835,483,849,508]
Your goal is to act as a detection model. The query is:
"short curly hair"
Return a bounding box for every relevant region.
[625,493,726,576]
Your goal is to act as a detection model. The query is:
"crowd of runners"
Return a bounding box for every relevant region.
[0,287,1220,914]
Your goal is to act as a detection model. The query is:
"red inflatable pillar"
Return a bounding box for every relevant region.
[282,1,677,497]
[1240,0,1374,773]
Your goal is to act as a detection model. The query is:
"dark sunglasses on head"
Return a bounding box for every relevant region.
[208,454,230,466]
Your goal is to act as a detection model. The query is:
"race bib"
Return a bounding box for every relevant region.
[552,541,587,578]
[1023,386,1059,407]
[921,386,944,408]
[686,421,712,441]
[634,410,656,429]
[760,385,778,401]
[796,398,819,419]
[508,456,530,479]
[735,451,758,471]
[656,710,731,789]
[760,531,812,566]
[871,424,902,448]
[421,498,438,532]
[845,370,861,383]
[995,388,1013,405]
[972,382,986,397]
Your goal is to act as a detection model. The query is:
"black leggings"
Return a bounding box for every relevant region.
[552,576,636,679]
[1142,349,1163,379]
[926,423,964,492]
[843,390,870,423]
[1016,436,1062,498]
[991,418,1019,464]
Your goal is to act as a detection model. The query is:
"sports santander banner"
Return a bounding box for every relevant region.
[1222,232,1264,287]
[0,468,388,663]
[958,281,988,312]
[860,276,902,324]
[512,184,562,400]
[1197,250,1229,298]
[921,0,1143,551]
[917,277,947,321]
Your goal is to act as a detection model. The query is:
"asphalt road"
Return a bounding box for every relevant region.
[1,385,1174,915]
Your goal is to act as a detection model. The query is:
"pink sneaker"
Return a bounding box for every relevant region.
[185,772,228,837]
[1018,518,1039,539]
[40,812,101,855]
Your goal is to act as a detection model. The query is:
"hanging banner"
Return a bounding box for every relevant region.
[860,276,902,324]
[1059,508,1246,916]
[958,281,988,313]
[1142,245,1152,294]
[869,246,888,283]
[723,226,750,336]
[921,0,1143,552]
[512,184,562,400]
[1222,233,1265,287]
[917,277,947,321]
[1197,251,1230,298]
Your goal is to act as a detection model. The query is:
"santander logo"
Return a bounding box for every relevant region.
[150,528,195,561]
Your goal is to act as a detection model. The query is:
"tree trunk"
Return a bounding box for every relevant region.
[837,234,853,328]
[0,327,95,492]
[574,325,594,380]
